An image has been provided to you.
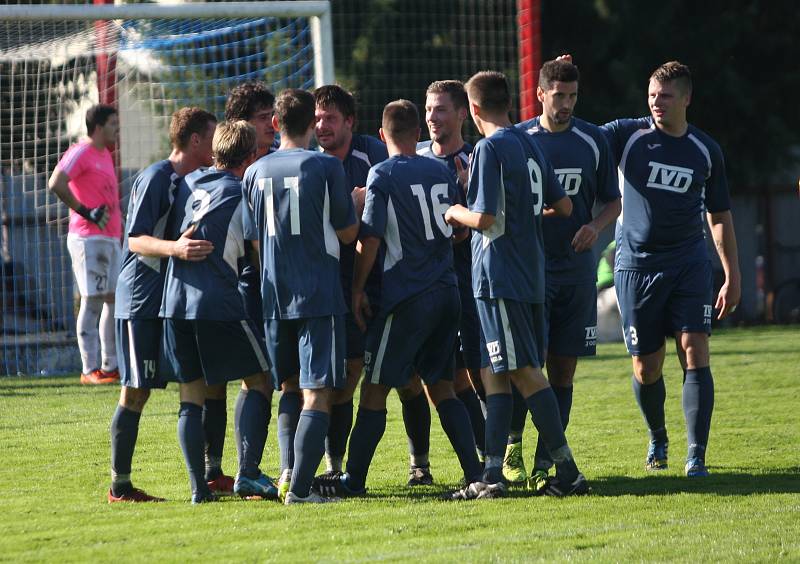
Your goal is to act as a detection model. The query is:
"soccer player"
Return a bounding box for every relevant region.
[161,120,273,503]
[444,71,589,498]
[314,85,433,487]
[242,89,358,504]
[49,104,122,385]
[504,59,621,489]
[110,107,217,502]
[416,80,487,462]
[602,61,740,477]
[311,100,483,498]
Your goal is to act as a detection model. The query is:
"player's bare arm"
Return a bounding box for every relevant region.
[129,224,213,262]
[352,235,379,331]
[445,203,495,230]
[707,210,741,319]
[48,168,110,229]
[572,197,621,252]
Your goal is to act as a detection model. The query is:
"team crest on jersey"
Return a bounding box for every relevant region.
[584,325,597,347]
[646,161,694,193]
[555,168,582,196]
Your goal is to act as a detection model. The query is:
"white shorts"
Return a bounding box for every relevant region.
[67,234,121,297]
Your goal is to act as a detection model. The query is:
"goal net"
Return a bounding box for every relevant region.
[0,2,333,376]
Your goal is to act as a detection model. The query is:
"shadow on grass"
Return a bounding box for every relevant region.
[588,469,800,496]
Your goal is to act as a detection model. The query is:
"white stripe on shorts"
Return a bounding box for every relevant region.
[240,320,269,372]
[127,320,141,388]
[330,316,336,379]
[498,299,517,371]
[370,314,394,384]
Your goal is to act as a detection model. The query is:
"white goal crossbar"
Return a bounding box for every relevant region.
[0,1,334,87]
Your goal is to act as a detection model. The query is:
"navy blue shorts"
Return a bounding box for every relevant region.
[615,261,713,356]
[344,313,365,360]
[266,315,346,390]
[116,318,168,389]
[162,318,270,385]
[477,298,545,373]
[364,285,460,388]
[544,281,597,358]
[456,289,482,372]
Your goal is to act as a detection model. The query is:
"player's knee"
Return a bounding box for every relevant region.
[205,383,227,400]
[680,333,710,369]
[303,388,333,412]
[453,369,472,393]
[242,371,272,396]
[281,376,300,394]
[426,380,456,406]
[359,382,390,410]
[546,356,577,387]
[120,386,150,411]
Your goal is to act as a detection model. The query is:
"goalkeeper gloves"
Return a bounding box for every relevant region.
[76,204,110,230]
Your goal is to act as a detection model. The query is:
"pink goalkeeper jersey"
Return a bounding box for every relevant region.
[56,140,122,238]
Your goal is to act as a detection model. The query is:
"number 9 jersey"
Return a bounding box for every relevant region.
[468,127,564,304]
[241,148,356,320]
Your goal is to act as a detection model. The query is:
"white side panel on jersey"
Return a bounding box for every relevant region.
[687,133,712,177]
[482,163,507,249]
[383,197,403,271]
[571,127,600,171]
[351,149,372,167]
[616,127,652,224]
[138,173,179,273]
[322,180,340,259]
[222,201,245,274]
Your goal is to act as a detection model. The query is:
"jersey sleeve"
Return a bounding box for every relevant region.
[360,168,388,239]
[704,141,731,213]
[368,138,389,165]
[601,120,624,163]
[326,157,357,230]
[55,143,88,178]
[595,131,621,203]
[467,141,500,215]
[127,169,173,237]
[240,169,259,241]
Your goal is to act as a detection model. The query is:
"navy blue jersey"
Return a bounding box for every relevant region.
[338,134,389,302]
[416,140,472,289]
[361,154,459,313]
[160,168,248,321]
[242,148,356,319]
[517,117,619,284]
[468,127,564,303]
[115,159,179,320]
[602,117,730,270]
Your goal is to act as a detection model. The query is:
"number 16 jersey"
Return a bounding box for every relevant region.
[242,148,356,320]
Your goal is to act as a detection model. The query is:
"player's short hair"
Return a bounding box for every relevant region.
[274,89,316,138]
[538,59,580,90]
[382,99,419,142]
[465,71,511,114]
[85,104,117,134]
[650,61,692,94]
[425,80,468,110]
[313,84,356,120]
[224,81,275,121]
[169,107,217,150]
[212,120,257,169]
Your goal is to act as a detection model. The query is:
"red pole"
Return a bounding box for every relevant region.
[517,0,541,121]
[93,0,119,170]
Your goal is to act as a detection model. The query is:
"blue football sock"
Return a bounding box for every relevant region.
[234,389,270,480]
[533,384,573,471]
[326,398,353,464]
[203,398,227,480]
[508,384,528,442]
[345,407,387,491]
[527,388,578,482]
[110,405,141,496]
[456,388,486,457]
[290,410,330,497]
[178,402,209,498]
[437,398,483,483]
[683,367,714,460]
[632,375,668,443]
[483,393,513,484]
[401,391,430,466]
[277,391,302,473]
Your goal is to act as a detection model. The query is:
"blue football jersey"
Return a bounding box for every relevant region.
[160,168,249,321]
[361,154,458,313]
[338,134,389,302]
[517,117,619,284]
[242,148,356,319]
[602,117,730,270]
[416,140,472,289]
[468,127,564,303]
[115,159,179,320]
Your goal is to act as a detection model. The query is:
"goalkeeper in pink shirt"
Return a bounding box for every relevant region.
[49,104,122,384]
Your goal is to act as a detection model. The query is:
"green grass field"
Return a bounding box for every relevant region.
[1,326,798,562]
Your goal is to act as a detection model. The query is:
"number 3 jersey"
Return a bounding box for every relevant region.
[160,168,249,321]
[361,155,460,314]
[517,117,619,284]
[602,117,730,271]
[242,148,356,320]
[468,127,564,304]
